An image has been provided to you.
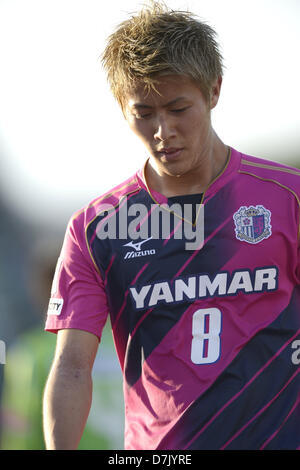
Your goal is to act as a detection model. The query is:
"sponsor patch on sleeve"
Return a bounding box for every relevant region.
[47,298,64,316]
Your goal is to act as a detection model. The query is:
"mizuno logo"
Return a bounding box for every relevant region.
[123,237,153,252]
[123,237,156,260]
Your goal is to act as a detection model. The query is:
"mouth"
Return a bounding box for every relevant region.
[156,147,183,161]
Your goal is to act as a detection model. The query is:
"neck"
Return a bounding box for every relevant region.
[145,133,229,198]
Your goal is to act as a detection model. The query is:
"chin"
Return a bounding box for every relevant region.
[163,163,189,178]
[149,156,190,179]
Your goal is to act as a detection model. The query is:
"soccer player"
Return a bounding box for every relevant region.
[43,2,300,450]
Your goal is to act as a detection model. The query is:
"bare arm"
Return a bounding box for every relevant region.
[43,329,99,450]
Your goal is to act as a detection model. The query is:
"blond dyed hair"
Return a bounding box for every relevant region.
[101,1,223,109]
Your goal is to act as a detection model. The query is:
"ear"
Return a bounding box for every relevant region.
[210,76,222,110]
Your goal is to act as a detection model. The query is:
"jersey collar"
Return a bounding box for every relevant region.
[136,147,242,204]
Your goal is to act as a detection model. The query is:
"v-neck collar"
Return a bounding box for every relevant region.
[136,146,241,204]
[135,147,241,226]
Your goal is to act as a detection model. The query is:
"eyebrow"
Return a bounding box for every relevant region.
[131,97,187,110]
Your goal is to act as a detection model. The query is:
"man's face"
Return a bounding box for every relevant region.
[124,74,221,178]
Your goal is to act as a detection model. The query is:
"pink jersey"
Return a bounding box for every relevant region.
[45,147,300,449]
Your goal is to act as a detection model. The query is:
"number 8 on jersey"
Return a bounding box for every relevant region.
[191,308,222,364]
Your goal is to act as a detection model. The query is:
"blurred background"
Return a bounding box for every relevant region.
[0,0,299,450]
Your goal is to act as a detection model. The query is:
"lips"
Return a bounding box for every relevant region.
[156,148,183,160]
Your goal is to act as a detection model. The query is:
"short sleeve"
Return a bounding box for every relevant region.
[45,214,109,341]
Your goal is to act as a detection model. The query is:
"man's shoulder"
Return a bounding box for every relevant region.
[69,170,142,229]
[238,151,300,195]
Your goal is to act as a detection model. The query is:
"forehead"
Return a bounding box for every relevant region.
[124,74,203,109]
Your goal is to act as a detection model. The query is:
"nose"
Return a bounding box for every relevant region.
[153,115,175,143]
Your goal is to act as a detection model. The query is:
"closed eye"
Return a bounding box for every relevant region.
[171,107,190,113]
[134,113,152,119]
[134,106,190,119]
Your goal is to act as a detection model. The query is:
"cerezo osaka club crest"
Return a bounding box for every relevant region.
[233,205,272,244]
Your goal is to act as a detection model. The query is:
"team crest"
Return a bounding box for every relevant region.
[233,205,272,244]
